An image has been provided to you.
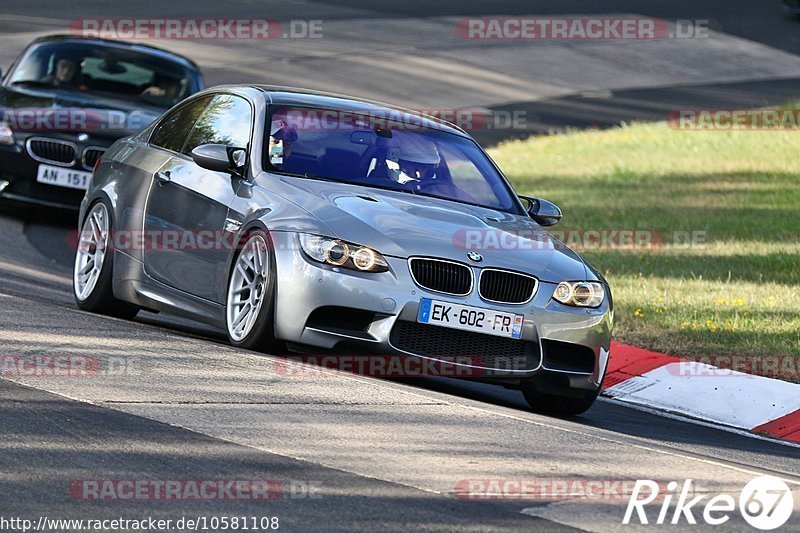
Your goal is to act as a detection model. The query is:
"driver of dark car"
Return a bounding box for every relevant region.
[43,58,87,90]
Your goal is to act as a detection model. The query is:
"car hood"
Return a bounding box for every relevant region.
[0,85,164,139]
[278,177,591,283]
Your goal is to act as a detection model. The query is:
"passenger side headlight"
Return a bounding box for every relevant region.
[552,281,605,308]
[298,234,389,273]
[0,122,14,146]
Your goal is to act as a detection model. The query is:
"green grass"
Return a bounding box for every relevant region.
[488,122,800,369]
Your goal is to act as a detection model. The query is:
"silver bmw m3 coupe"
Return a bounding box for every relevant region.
[73,85,613,414]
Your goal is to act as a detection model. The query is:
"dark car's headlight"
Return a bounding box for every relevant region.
[0,122,14,146]
[298,234,389,272]
[552,281,605,308]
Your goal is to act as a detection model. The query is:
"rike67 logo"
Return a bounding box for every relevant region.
[624,476,795,530]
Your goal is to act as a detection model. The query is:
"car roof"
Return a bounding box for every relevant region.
[29,34,200,71]
[249,84,470,137]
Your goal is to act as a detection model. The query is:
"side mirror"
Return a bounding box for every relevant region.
[519,195,562,226]
[191,144,247,178]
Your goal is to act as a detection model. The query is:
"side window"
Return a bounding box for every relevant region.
[182,94,253,155]
[150,96,211,152]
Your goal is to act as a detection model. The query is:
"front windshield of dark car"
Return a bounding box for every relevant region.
[266,106,520,213]
[6,42,193,108]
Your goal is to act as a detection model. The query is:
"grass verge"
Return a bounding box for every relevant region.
[489,122,799,379]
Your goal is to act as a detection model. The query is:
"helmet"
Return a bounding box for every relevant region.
[385,134,440,184]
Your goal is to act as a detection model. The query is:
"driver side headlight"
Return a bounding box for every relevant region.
[552,281,605,308]
[0,122,14,146]
[298,234,389,273]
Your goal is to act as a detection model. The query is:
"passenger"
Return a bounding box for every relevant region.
[141,75,182,100]
[268,120,298,167]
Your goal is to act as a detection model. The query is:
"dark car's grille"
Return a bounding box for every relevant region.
[479,269,538,304]
[409,258,473,296]
[82,148,105,170]
[27,138,76,166]
[389,321,540,371]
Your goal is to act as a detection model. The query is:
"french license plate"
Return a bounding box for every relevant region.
[417,298,524,339]
[36,164,92,190]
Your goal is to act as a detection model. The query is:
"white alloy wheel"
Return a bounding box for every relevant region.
[227,233,270,342]
[74,202,110,302]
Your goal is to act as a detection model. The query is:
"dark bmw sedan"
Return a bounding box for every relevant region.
[0,34,203,209]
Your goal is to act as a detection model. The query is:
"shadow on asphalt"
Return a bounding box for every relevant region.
[5,204,800,469]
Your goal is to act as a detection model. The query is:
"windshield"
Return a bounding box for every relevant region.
[266,106,520,213]
[6,42,194,108]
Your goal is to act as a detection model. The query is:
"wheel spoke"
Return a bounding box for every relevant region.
[233,285,251,296]
[236,261,253,282]
[231,302,251,329]
[92,211,106,240]
[248,249,258,273]
[78,259,94,276]
[88,216,101,244]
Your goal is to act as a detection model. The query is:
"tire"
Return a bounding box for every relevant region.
[522,386,600,416]
[225,230,284,353]
[73,200,139,319]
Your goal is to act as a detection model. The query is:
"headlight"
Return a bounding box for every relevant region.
[0,122,14,146]
[298,234,389,272]
[552,281,605,308]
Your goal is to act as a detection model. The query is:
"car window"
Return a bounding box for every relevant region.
[5,42,195,108]
[81,56,154,87]
[182,94,253,156]
[266,106,519,213]
[150,96,212,153]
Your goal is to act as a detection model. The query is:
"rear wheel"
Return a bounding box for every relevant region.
[73,201,139,319]
[225,231,283,352]
[522,386,600,416]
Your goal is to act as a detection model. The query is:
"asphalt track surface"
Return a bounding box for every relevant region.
[2,1,800,531]
[2,197,800,532]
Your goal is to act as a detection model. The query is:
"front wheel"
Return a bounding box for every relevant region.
[225,231,283,353]
[73,201,139,319]
[522,386,600,416]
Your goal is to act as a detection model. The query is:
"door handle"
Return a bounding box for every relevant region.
[155,171,171,184]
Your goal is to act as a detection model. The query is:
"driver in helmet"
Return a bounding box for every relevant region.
[384,135,441,186]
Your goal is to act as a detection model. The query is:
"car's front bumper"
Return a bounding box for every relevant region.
[269,232,613,391]
[0,132,111,210]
